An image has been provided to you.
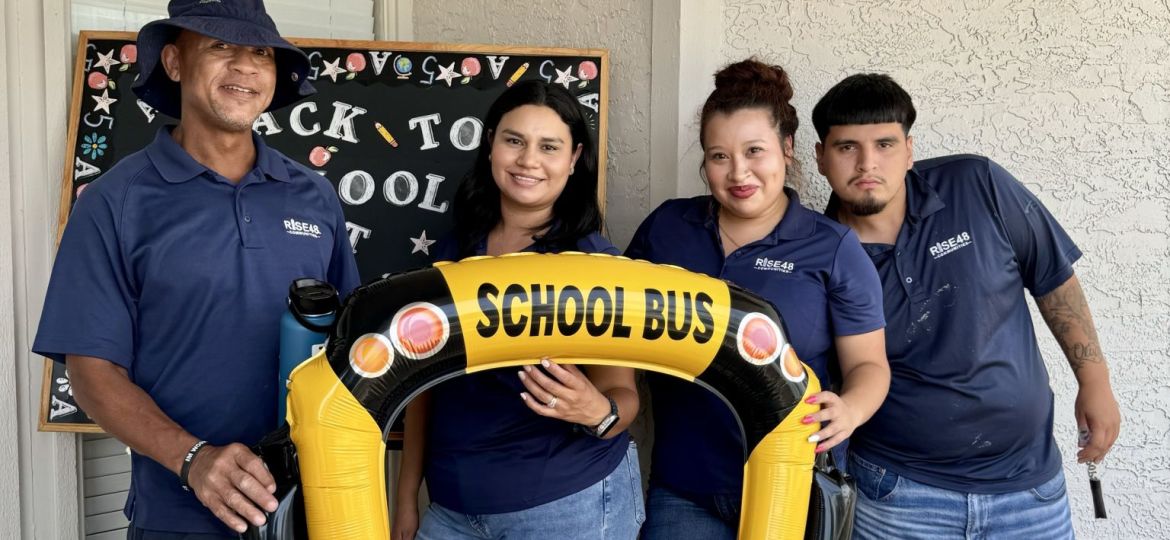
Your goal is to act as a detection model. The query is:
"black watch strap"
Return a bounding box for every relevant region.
[590,396,620,438]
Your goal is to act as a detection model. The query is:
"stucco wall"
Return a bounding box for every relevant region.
[721,1,1170,537]
[413,0,652,247]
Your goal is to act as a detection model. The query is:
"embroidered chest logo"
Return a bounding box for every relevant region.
[929,231,972,259]
[754,257,794,274]
[284,218,322,239]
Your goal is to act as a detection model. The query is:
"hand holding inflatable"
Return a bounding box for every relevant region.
[518,360,613,426]
[188,442,278,533]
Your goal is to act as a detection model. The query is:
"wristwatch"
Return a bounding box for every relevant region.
[587,396,620,438]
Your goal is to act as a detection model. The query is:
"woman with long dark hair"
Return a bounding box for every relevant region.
[393,80,643,540]
[627,59,890,539]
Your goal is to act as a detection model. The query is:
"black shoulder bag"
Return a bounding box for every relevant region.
[805,451,857,540]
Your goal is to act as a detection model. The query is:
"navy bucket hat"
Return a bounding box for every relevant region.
[132,0,315,119]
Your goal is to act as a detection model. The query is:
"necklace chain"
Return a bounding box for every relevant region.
[718,223,743,249]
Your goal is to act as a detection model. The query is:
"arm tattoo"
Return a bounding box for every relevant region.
[1036,279,1104,373]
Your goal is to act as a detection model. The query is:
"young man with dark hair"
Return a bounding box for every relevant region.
[813,73,1120,538]
[33,0,359,537]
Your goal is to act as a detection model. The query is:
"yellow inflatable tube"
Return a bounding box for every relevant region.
[260,253,819,540]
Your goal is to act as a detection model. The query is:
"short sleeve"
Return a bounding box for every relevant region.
[576,232,620,255]
[828,230,886,336]
[32,186,137,368]
[326,197,361,298]
[986,160,1082,296]
[623,208,659,260]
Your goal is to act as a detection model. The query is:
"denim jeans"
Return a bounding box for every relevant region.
[640,485,739,540]
[418,441,645,539]
[850,452,1075,540]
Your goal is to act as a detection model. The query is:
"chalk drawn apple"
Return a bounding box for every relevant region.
[308,145,339,167]
[345,53,366,80]
[460,57,481,84]
[87,72,109,90]
[119,44,137,71]
[577,60,598,88]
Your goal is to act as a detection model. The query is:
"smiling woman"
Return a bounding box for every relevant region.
[381,80,647,540]
[626,58,890,540]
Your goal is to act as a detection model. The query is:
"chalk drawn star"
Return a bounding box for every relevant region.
[554,66,579,89]
[436,62,459,87]
[321,57,347,82]
[93,49,121,74]
[92,89,118,114]
[410,230,437,255]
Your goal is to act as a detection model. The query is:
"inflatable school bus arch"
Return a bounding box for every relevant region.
[246,253,819,540]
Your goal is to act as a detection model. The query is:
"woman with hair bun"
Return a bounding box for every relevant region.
[626,59,890,539]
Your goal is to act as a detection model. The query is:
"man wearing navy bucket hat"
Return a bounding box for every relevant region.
[33,0,360,538]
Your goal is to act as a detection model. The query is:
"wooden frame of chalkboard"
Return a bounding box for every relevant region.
[40,30,610,433]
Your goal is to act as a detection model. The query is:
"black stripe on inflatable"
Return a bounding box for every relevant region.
[326,267,468,433]
[695,282,808,459]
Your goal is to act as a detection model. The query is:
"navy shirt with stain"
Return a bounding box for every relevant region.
[423,231,631,514]
[33,127,360,534]
[626,189,885,496]
[827,154,1081,494]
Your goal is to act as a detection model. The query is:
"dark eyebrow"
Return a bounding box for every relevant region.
[499,129,525,139]
[830,139,859,147]
[539,136,565,145]
[876,136,901,144]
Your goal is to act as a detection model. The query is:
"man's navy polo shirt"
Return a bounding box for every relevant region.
[625,189,885,496]
[33,127,360,534]
[826,154,1081,494]
[423,231,631,514]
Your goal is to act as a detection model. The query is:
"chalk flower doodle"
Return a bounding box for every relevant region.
[81,133,108,159]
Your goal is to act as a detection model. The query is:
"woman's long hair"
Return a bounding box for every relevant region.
[453,80,601,257]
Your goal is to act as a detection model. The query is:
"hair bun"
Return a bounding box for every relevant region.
[713,58,793,102]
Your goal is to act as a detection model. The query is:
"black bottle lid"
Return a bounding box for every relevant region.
[288,278,339,317]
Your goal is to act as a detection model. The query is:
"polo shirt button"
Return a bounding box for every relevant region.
[244,215,252,223]
[905,277,913,284]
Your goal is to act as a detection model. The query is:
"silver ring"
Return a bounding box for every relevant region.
[546,396,558,408]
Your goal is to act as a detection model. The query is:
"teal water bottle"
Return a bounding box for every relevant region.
[278,278,339,426]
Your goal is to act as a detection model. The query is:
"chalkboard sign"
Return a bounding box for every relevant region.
[40,31,609,432]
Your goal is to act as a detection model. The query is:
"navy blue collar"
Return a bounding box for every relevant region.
[683,187,816,245]
[146,126,291,184]
[824,168,946,225]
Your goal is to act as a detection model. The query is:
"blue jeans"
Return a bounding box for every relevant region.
[418,442,645,539]
[850,453,1075,540]
[640,485,738,540]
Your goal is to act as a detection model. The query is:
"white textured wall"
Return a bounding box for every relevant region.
[413,0,653,247]
[721,1,1170,537]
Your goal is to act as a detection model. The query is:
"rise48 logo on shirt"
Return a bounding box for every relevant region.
[930,231,972,259]
[755,257,794,273]
[284,218,322,239]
